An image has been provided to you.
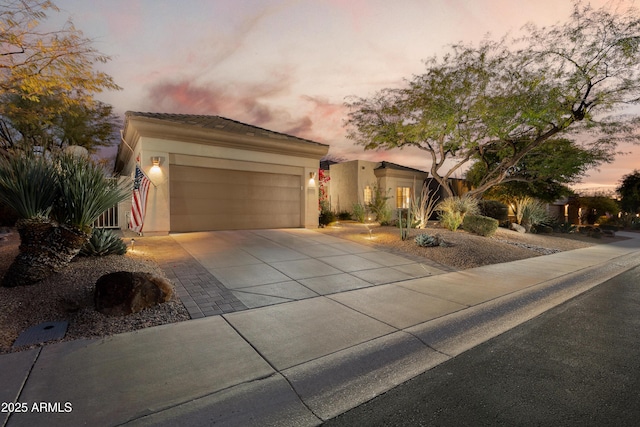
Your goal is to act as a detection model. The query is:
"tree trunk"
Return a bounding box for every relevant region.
[1,218,90,287]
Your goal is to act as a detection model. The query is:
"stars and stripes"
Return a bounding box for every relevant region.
[130,164,151,233]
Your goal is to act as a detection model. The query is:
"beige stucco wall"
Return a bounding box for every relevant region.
[118,117,327,234]
[327,160,377,212]
[375,168,429,219]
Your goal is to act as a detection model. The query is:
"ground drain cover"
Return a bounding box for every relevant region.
[12,321,68,348]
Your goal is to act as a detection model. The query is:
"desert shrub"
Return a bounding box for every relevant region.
[478,200,509,222]
[555,222,577,233]
[368,185,392,225]
[463,214,499,237]
[436,196,479,231]
[514,197,552,232]
[439,211,463,231]
[352,203,366,223]
[319,208,336,226]
[411,181,440,229]
[80,228,127,256]
[415,233,446,247]
[337,210,351,220]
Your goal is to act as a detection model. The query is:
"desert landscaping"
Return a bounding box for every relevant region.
[0,222,624,354]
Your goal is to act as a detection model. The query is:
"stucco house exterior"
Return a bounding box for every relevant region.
[114,112,329,235]
[322,160,429,218]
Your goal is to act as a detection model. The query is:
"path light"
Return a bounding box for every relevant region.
[130,238,135,251]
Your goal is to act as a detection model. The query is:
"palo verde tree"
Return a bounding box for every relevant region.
[345,1,640,199]
[474,137,608,202]
[0,0,121,152]
[617,169,640,214]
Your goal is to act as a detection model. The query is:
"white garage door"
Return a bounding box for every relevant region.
[170,165,302,232]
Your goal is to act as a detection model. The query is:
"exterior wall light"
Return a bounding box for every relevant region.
[150,156,163,173]
[309,172,316,187]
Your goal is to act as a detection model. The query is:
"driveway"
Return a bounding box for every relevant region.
[170,228,450,310]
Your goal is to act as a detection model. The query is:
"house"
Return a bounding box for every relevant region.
[114,112,329,235]
[323,160,429,218]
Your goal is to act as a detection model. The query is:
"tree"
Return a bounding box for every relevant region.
[468,137,608,202]
[617,170,640,214]
[0,94,120,152]
[578,193,620,224]
[0,0,121,151]
[345,1,640,199]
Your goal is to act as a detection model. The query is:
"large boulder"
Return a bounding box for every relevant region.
[95,271,173,316]
[509,222,526,233]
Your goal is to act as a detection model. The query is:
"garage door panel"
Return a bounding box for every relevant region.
[171,213,301,231]
[170,166,302,231]
[171,198,300,215]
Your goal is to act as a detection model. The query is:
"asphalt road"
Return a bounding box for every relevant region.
[323,265,640,427]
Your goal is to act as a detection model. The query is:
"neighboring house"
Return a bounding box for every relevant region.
[114,112,329,235]
[323,160,429,218]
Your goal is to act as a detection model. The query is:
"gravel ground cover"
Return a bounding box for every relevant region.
[0,223,624,353]
[316,221,623,270]
[0,231,189,354]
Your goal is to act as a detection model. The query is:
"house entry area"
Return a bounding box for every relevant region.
[170,165,302,232]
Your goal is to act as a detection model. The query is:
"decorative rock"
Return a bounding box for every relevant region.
[510,223,526,233]
[95,271,174,316]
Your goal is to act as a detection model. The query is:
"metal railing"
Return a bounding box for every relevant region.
[94,204,119,229]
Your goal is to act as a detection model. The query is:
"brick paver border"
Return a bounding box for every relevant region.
[135,236,248,318]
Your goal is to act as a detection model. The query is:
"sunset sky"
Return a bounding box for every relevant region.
[53,0,639,192]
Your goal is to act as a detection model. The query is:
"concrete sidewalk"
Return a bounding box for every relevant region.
[2,232,639,426]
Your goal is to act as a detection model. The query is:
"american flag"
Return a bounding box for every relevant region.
[130,164,151,233]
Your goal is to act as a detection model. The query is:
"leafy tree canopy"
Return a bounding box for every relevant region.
[617,169,640,213]
[472,137,606,202]
[345,0,640,199]
[0,0,121,152]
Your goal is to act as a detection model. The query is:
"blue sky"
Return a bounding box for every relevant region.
[54,0,639,191]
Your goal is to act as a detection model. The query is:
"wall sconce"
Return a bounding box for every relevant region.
[308,172,316,187]
[150,156,163,172]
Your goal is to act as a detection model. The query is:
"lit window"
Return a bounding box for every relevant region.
[396,187,411,208]
[364,186,372,204]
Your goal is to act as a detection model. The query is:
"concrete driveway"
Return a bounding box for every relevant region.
[171,228,449,309]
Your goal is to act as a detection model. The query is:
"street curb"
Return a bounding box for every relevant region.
[133,250,640,426]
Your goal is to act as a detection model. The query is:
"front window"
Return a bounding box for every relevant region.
[396,187,411,208]
[364,185,372,205]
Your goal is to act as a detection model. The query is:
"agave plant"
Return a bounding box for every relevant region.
[415,233,445,247]
[0,152,130,287]
[80,228,127,256]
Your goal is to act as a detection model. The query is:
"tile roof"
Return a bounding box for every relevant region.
[125,111,327,147]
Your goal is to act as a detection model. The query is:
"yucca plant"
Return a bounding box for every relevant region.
[1,151,130,287]
[0,152,58,219]
[80,228,127,256]
[52,154,130,231]
[512,197,552,232]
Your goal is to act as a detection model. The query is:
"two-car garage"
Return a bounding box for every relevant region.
[169,165,302,232]
[116,112,328,235]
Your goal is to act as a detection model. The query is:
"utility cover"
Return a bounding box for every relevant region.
[12,321,68,348]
